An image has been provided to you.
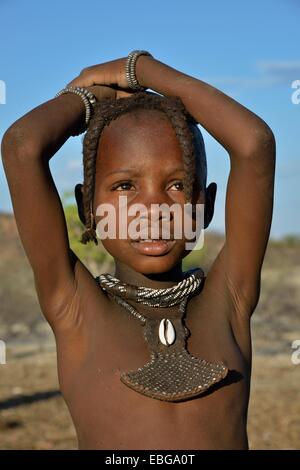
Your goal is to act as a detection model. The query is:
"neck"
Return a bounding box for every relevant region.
[113,260,184,318]
[113,260,186,289]
[112,261,189,318]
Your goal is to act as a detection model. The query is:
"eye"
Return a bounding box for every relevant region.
[169,181,184,191]
[112,181,135,191]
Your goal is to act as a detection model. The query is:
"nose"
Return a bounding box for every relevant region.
[129,191,178,240]
[136,191,175,221]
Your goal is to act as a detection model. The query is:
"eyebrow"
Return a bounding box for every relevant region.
[105,167,185,177]
[106,169,140,177]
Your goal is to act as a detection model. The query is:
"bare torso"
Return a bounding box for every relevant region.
[1,47,274,452]
[54,261,251,450]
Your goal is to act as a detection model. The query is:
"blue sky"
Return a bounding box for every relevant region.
[0,0,299,238]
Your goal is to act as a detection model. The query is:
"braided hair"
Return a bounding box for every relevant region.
[80,91,207,245]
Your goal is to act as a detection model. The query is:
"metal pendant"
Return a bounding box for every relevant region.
[120,316,228,402]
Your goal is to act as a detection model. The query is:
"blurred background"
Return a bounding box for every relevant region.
[0,0,299,449]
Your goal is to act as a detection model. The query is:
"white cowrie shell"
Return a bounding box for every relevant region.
[158,318,176,346]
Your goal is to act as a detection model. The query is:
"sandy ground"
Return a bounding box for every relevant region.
[1,214,299,449]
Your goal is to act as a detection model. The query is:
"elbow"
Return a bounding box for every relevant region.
[2,125,25,157]
[229,124,276,177]
[1,125,38,164]
[242,124,276,160]
[254,124,276,152]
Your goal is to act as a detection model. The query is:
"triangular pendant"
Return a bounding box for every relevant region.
[120,315,228,402]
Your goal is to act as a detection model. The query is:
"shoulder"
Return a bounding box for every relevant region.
[45,253,110,334]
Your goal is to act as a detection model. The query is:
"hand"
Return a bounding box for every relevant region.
[87,85,136,101]
[67,58,131,90]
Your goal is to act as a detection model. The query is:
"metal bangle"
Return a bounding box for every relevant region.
[73,86,97,108]
[125,50,153,91]
[55,86,97,135]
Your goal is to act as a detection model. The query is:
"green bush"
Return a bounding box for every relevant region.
[62,191,113,267]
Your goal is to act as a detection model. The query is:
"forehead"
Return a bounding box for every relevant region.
[95,109,184,174]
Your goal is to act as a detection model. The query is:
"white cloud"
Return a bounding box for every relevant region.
[67,159,82,170]
[257,60,300,80]
[277,162,300,178]
[204,60,300,90]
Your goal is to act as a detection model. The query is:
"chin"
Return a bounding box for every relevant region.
[128,257,181,275]
[102,239,186,274]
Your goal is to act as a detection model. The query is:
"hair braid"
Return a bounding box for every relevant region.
[157,97,197,203]
[79,91,206,245]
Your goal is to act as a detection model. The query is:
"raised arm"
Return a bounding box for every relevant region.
[64,55,276,316]
[1,85,117,328]
[135,56,276,315]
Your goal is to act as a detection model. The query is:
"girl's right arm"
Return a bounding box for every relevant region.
[1,88,112,330]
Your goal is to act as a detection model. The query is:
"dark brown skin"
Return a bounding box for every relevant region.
[1,56,276,450]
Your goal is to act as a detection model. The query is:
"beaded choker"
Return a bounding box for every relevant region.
[95,268,228,402]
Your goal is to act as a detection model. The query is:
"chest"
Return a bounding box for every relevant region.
[59,341,249,449]
[55,284,251,449]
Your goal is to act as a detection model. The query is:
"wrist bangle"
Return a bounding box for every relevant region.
[55,86,97,136]
[125,50,153,91]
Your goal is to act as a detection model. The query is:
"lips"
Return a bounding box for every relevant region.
[130,239,176,256]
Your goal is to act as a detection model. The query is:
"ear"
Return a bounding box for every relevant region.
[74,183,86,226]
[204,182,217,229]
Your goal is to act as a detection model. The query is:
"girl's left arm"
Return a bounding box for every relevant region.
[136,56,276,316]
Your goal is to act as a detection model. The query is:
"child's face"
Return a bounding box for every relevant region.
[92,109,203,274]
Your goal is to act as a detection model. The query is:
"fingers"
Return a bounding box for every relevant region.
[66,59,128,89]
[65,76,136,100]
[116,90,136,99]
[88,85,117,101]
[66,69,98,88]
[66,76,94,88]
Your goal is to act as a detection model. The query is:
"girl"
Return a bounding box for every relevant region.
[1,51,275,449]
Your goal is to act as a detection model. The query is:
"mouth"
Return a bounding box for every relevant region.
[130,238,176,256]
